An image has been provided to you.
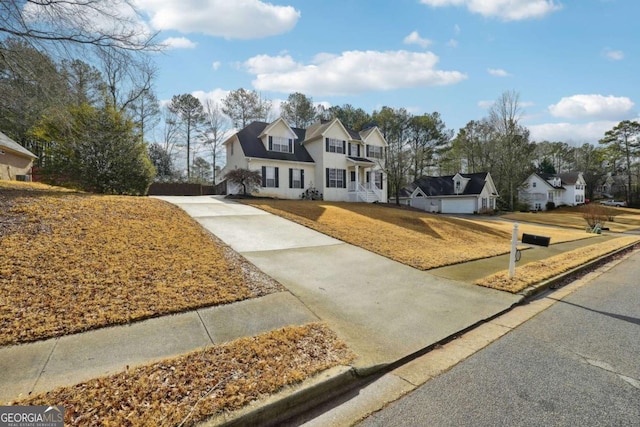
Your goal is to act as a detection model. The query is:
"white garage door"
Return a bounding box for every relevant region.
[442,198,476,214]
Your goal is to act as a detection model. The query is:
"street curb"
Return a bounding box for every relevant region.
[517,241,639,299]
[200,366,358,427]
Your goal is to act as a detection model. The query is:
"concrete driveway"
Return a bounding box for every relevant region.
[156,196,523,370]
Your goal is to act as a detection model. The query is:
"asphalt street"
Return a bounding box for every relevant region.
[358,250,640,427]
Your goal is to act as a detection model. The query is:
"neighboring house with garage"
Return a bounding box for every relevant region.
[0,131,37,181]
[221,117,388,202]
[519,172,586,211]
[400,172,498,214]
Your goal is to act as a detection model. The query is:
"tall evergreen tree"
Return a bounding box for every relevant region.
[168,94,206,180]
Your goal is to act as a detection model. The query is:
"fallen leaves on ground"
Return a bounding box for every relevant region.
[242,200,595,270]
[0,182,282,346]
[15,323,354,427]
[474,236,640,293]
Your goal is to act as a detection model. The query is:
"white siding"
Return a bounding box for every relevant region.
[246,159,314,199]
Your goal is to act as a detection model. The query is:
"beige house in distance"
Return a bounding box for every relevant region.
[0,131,37,181]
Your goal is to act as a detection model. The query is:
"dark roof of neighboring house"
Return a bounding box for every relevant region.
[235,121,314,163]
[558,172,581,185]
[409,172,492,197]
[0,131,37,158]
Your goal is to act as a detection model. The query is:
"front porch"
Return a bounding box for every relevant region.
[346,159,384,203]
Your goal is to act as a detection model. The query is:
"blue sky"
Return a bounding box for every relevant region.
[138,0,638,145]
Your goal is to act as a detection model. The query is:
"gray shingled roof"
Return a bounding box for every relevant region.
[0,131,36,158]
[409,172,491,197]
[236,122,314,163]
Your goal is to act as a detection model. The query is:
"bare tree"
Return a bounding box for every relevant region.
[0,0,159,53]
[98,47,156,112]
[489,90,536,211]
[202,99,230,184]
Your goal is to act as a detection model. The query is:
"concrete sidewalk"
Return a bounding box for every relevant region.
[1,195,521,406]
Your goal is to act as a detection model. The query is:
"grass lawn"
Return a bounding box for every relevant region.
[14,323,354,427]
[475,236,640,293]
[242,200,597,270]
[0,182,283,346]
[502,206,640,233]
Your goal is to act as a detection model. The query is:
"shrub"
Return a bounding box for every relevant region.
[580,203,609,228]
[546,201,556,210]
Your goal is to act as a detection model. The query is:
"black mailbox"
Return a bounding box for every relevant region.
[522,233,551,247]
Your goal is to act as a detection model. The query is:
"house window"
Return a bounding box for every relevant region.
[261,166,279,188]
[374,171,383,190]
[289,168,304,189]
[326,138,345,154]
[455,180,461,191]
[532,182,536,188]
[367,145,383,159]
[535,203,542,211]
[326,168,346,188]
[548,192,553,201]
[348,143,360,157]
[482,198,488,209]
[269,136,292,153]
[230,142,234,155]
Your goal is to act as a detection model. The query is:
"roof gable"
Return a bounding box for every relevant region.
[259,117,297,140]
[0,131,37,158]
[303,118,359,143]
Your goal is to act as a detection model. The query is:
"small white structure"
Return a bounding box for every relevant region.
[519,172,586,211]
[401,172,499,214]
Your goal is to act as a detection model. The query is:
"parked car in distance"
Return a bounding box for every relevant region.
[600,199,627,207]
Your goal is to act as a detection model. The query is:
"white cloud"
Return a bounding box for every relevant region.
[478,100,494,109]
[419,0,562,21]
[403,31,432,48]
[487,68,511,77]
[604,49,624,61]
[136,0,300,39]
[212,61,221,71]
[162,37,197,49]
[454,24,461,35]
[528,121,620,144]
[244,54,299,74]
[191,89,230,106]
[244,50,467,96]
[548,94,635,120]
[448,39,459,47]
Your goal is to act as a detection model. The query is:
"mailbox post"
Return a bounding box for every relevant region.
[509,223,519,278]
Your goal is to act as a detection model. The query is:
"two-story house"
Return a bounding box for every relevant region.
[519,172,586,211]
[222,117,388,203]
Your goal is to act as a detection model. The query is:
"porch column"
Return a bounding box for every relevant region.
[355,164,359,189]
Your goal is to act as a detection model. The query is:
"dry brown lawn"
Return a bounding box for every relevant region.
[242,200,596,270]
[474,236,640,293]
[14,323,354,427]
[0,182,283,346]
[503,206,640,233]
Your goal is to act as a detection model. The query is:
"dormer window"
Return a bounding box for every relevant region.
[532,182,537,188]
[455,180,461,192]
[268,136,293,153]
